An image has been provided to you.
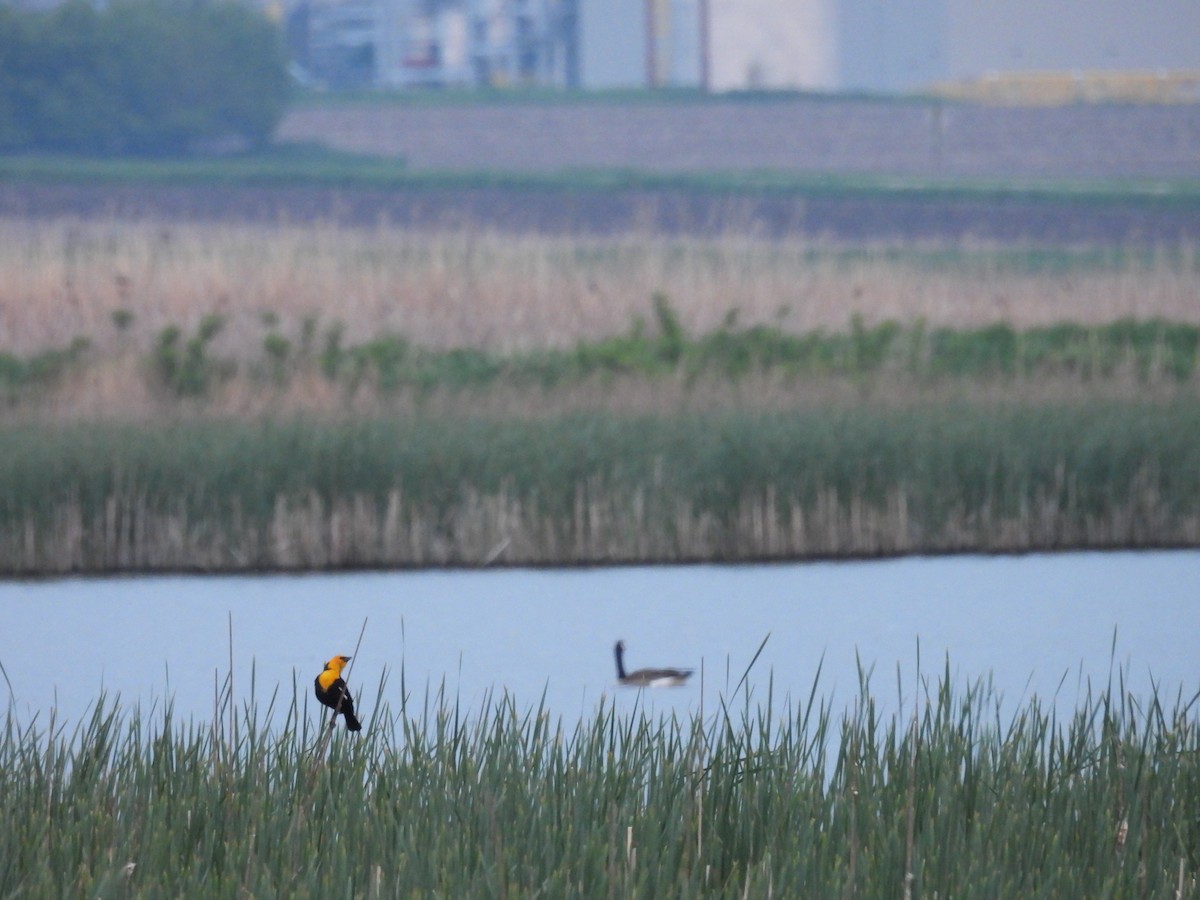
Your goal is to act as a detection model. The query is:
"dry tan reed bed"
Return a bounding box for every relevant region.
[3,217,1198,360]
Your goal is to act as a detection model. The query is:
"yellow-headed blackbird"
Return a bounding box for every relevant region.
[314,654,362,731]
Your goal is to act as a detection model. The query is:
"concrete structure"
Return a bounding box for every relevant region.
[709,0,837,91]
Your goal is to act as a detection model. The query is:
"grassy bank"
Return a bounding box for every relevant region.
[4,148,1200,201]
[2,400,1197,573]
[2,218,1196,570]
[2,669,1196,896]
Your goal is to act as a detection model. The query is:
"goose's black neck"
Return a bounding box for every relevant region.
[614,642,627,680]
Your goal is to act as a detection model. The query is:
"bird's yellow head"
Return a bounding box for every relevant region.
[324,655,351,674]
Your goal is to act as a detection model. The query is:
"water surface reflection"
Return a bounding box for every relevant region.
[3,551,1196,731]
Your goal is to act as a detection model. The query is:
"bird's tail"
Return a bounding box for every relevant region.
[344,711,362,732]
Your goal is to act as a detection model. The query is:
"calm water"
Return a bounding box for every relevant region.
[3,550,1197,732]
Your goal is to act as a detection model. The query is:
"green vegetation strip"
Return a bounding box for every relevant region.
[1,399,1197,571]
[44,311,1200,398]
[1,669,1196,895]
[307,313,1200,392]
[2,150,1198,204]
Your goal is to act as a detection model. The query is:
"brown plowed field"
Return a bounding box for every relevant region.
[277,97,1200,181]
[4,98,1199,244]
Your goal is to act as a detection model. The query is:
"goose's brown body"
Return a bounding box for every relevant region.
[614,640,693,687]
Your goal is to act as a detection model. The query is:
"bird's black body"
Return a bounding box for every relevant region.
[315,655,362,731]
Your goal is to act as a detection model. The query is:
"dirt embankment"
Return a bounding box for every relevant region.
[276,98,1200,181]
[3,98,1198,244]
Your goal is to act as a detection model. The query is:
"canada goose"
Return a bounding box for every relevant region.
[614,640,693,687]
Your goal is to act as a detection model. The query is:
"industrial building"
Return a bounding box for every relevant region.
[288,0,1200,97]
[289,0,580,90]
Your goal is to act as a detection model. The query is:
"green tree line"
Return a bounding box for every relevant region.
[0,0,289,155]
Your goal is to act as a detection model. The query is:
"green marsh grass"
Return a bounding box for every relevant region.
[1,400,1197,572]
[289,313,1200,393]
[2,663,1197,896]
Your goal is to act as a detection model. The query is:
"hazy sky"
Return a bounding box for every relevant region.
[948,0,1200,76]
